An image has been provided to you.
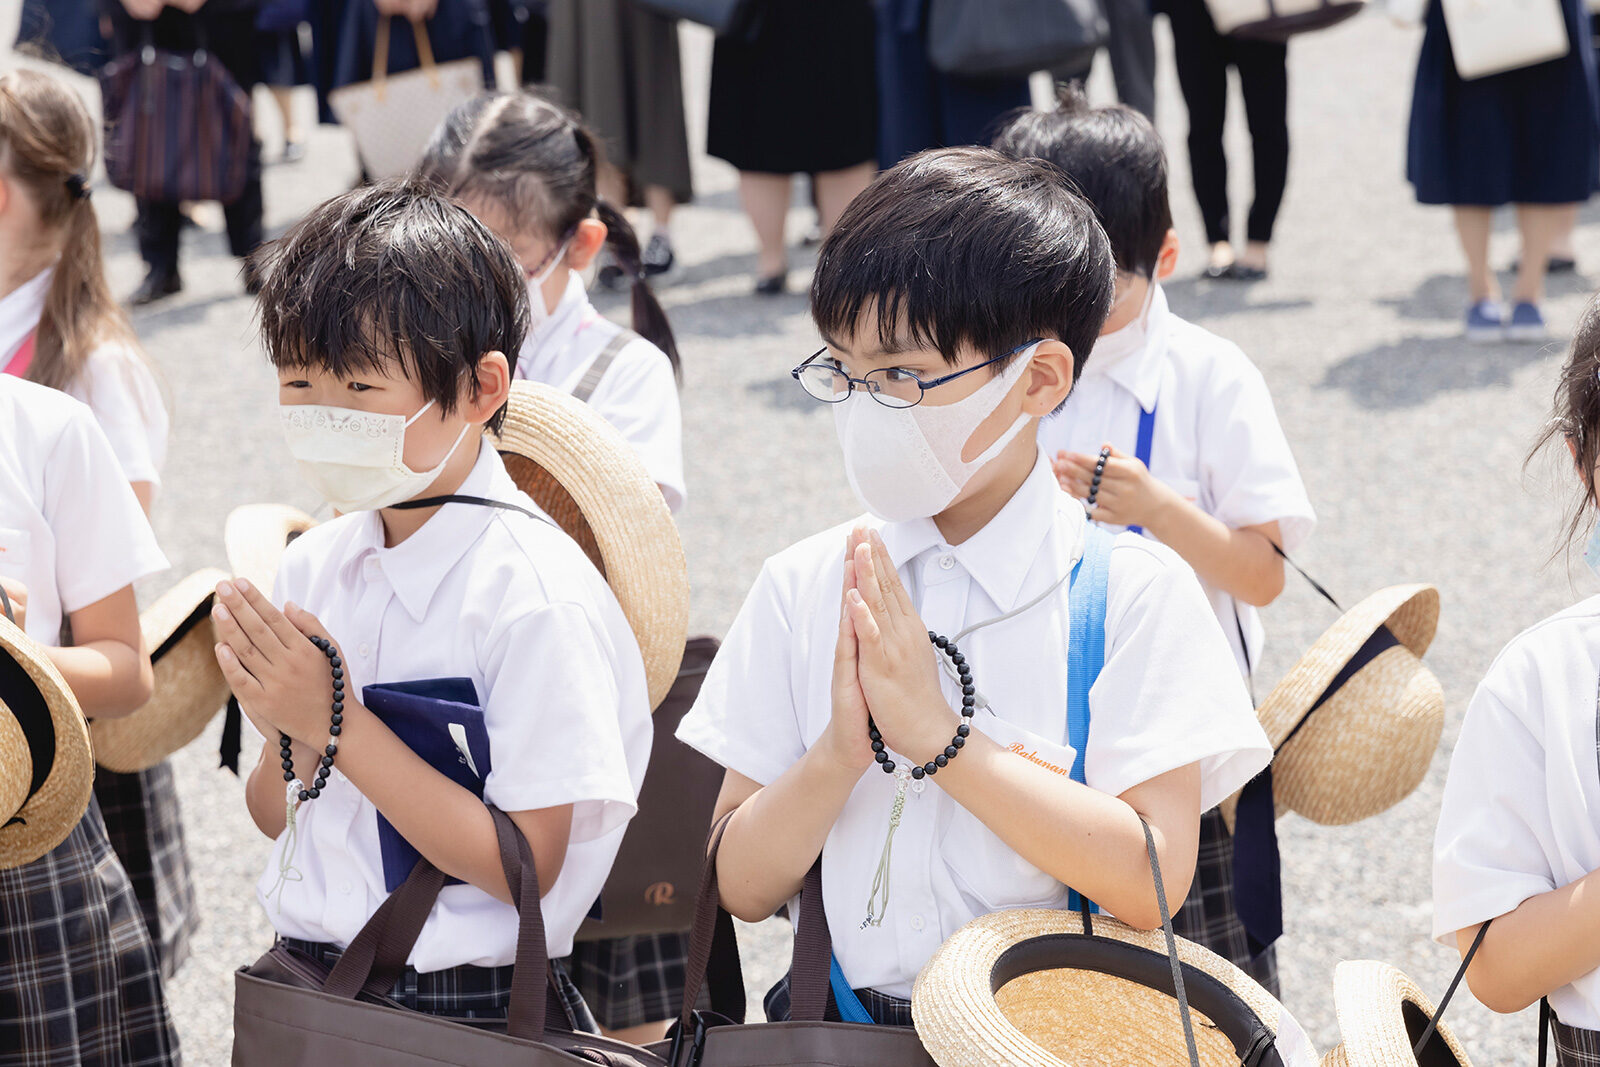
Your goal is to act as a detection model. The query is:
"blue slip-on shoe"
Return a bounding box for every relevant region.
[1464,300,1505,344]
[1506,301,1547,343]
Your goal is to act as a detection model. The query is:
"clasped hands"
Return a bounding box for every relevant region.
[822,528,960,774]
[1052,445,1177,529]
[211,578,347,751]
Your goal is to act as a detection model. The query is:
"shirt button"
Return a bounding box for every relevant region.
[358,643,371,659]
[340,880,352,895]
[938,555,955,571]
[362,558,381,582]
[910,914,926,931]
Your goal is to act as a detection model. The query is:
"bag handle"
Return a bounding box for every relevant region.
[674,813,749,1033]
[370,16,440,90]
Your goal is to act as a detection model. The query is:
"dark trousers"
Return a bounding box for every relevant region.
[107,4,265,276]
[1162,0,1288,245]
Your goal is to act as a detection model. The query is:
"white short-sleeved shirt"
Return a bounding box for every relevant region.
[676,450,1271,997]
[1433,597,1600,1029]
[255,440,653,969]
[516,274,686,513]
[1040,286,1315,678]
[0,376,167,645]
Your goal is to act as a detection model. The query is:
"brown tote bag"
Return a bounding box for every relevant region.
[232,806,669,1067]
[646,816,935,1067]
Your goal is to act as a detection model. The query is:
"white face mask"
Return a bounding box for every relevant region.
[280,400,472,513]
[526,239,572,335]
[1092,277,1158,367]
[832,344,1038,522]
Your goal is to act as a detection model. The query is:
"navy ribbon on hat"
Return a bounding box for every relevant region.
[1231,624,1401,959]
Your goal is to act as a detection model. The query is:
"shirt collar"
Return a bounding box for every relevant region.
[1084,282,1170,414]
[878,450,1074,611]
[343,438,513,622]
[519,273,590,375]
[0,267,52,363]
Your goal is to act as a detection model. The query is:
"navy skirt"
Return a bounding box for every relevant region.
[1406,0,1600,205]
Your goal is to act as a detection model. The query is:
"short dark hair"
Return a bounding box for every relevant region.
[254,178,528,433]
[1530,291,1600,555]
[811,146,1114,383]
[992,84,1173,278]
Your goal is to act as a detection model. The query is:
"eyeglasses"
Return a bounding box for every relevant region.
[790,338,1044,410]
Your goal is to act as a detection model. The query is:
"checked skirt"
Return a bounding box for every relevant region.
[1171,808,1279,997]
[94,763,198,981]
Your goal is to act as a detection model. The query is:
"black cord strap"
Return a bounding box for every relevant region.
[1413,920,1489,1058]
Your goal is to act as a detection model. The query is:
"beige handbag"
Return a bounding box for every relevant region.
[1440,0,1570,79]
[327,17,483,180]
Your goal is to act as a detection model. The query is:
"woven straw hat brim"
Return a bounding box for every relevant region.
[494,381,688,710]
[91,568,234,774]
[912,909,1284,1067]
[1323,960,1473,1067]
[0,616,93,870]
[225,504,317,596]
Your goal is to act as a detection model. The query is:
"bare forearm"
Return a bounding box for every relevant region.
[1141,501,1284,607]
[47,640,153,717]
[716,746,867,922]
[1459,871,1600,1013]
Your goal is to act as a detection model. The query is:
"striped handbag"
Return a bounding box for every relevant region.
[98,30,253,205]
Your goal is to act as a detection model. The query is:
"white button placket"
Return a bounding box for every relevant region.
[327,554,388,936]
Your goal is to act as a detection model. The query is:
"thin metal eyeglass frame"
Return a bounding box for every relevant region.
[789,337,1045,409]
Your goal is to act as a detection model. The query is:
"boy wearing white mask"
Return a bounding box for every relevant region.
[213,181,651,1027]
[676,148,1291,1046]
[995,88,1315,992]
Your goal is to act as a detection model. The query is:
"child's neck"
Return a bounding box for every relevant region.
[0,240,55,303]
[376,435,483,548]
[933,433,1039,546]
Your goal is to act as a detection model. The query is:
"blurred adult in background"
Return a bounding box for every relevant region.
[255,0,311,163]
[332,0,497,100]
[1050,0,1157,119]
[546,0,693,286]
[873,0,1031,169]
[493,0,548,84]
[708,0,877,294]
[14,0,110,76]
[105,0,265,306]
[1404,0,1598,342]
[1159,0,1288,281]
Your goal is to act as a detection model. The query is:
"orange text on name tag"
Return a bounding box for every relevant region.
[1007,742,1070,776]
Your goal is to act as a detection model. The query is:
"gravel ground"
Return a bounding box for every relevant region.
[6,10,1600,1063]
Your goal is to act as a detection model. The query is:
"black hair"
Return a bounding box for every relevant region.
[253,178,528,434]
[415,90,680,376]
[811,146,1115,386]
[992,83,1173,278]
[1530,292,1600,556]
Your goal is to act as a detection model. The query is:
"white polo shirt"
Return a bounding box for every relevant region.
[517,274,686,514]
[0,268,169,489]
[257,440,652,970]
[0,376,167,645]
[1434,597,1600,1030]
[1040,286,1315,678]
[676,450,1271,998]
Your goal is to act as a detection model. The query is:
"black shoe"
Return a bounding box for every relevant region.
[597,250,626,291]
[754,272,786,296]
[130,269,182,306]
[1202,262,1233,280]
[1510,256,1578,275]
[642,232,674,277]
[1225,263,1268,282]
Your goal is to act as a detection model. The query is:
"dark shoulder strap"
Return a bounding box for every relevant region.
[572,329,638,404]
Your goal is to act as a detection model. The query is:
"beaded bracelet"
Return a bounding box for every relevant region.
[1086,445,1112,510]
[279,635,343,802]
[867,630,976,780]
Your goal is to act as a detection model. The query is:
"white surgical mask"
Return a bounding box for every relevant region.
[1092,277,1158,367]
[280,400,472,512]
[832,344,1038,522]
[526,239,572,335]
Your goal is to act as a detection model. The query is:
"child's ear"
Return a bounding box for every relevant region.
[565,218,609,273]
[1021,340,1075,416]
[467,351,512,426]
[1155,228,1180,282]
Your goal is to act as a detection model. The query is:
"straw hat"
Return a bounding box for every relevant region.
[91,568,235,774]
[0,614,93,869]
[1323,961,1473,1067]
[913,908,1290,1067]
[1226,584,1443,828]
[494,380,688,709]
[225,503,317,596]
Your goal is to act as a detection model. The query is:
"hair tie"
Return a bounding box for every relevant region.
[64,173,90,201]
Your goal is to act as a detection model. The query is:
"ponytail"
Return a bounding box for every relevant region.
[594,199,680,377]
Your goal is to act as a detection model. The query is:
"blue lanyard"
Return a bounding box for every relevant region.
[1125,404,1157,537]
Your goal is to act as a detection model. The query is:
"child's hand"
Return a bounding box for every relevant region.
[212,578,346,748]
[818,530,876,773]
[0,576,27,631]
[846,529,959,767]
[1055,446,1176,529]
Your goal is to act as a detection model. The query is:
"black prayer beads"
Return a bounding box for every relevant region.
[1086,445,1112,510]
[868,631,975,780]
[281,635,343,803]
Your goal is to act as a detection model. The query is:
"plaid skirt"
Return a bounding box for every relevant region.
[762,973,913,1027]
[563,932,704,1030]
[281,938,599,1032]
[0,799,181,1067]
[1170,809,1279,997]
[94,763,198,980]
[1553,1015,1600,1066]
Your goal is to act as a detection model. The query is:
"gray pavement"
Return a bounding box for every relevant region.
[5,10,1600,1063]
